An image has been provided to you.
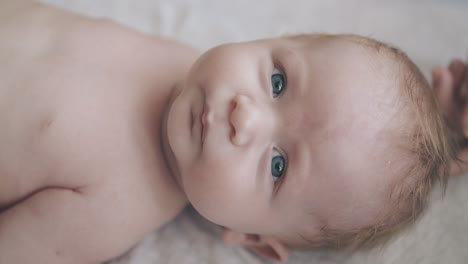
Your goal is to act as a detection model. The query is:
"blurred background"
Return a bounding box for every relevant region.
[39,0,468,263]
[41,0,468,76]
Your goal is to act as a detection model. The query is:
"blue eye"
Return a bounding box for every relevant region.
[271,68,286,98]
[271,150,286,182]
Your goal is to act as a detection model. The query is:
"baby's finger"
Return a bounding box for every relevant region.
[450,147,468,177]
[448,60,467,99]
[432,67,455,116]
[463,73,468,107]
[464,59,468,87]
[462,106,468,138]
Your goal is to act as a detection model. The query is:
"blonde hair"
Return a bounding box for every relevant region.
[289,34,458,251]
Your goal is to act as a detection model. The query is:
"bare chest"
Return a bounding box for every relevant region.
[0,11,188,223]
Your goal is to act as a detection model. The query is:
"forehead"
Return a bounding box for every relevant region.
[271,36,395,120]
[266,36,404,234]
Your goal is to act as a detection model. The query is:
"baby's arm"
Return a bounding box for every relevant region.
[0,187,143,264]
[432,59,468,176]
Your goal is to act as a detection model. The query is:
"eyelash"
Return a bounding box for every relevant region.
[271,63,288,99]
[270,61,288,192]
[272,148,288,191]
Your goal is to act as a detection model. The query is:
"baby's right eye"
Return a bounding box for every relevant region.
[271,149,286,182]
[271,68,287,98]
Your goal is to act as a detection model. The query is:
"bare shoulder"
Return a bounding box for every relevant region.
[101,22,201,74]
[0,0,46,18]
[0,0,200,73]
[0,0,85,35]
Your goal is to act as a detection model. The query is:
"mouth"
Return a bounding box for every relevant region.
[200,102,210,145]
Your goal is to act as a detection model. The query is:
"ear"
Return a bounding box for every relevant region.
[222,228,289,262]
[433,61,468,177]
[432,66,455,118]
[432,61,468,134]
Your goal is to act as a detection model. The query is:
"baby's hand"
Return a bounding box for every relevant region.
[432,59,468,137]
[432,59,468,176]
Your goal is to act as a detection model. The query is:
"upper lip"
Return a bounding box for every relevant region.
[200,102,208,144]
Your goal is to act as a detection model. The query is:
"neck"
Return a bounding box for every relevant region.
[159,82,186,195]
[135,77,187,205]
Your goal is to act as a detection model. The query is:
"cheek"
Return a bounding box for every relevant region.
[189,45,256,90]
[190,46,234,79]
[181,156,261,226]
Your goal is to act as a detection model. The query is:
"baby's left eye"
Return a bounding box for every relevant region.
[271,68,286,98]
[271,149,286,182]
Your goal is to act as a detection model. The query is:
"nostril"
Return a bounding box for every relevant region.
[229,95,241,145]
[230,99,238,112]
[229,100,237,142]
[230,127,236,142]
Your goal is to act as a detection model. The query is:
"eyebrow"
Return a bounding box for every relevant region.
[279,47,305,99]
[257,147,269,190]
[280,141,309,198]
[296,142,309,185]
[272,45,311,198]
[273,47,309,196]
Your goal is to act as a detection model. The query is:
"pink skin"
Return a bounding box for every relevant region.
[432,59,468,176]
[162,36,404,257]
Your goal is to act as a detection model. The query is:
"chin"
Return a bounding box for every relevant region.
[184,187,226,224]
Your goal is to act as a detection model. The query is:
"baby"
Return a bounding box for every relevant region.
[0,1,463,263]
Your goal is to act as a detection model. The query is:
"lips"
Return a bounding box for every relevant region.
[200,101,211,145]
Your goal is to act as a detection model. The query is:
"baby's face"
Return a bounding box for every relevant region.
[164,35,402,243]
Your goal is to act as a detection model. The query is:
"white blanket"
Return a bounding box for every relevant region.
[39,0,468,263]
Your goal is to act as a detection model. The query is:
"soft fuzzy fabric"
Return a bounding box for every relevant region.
[39,0,468,263]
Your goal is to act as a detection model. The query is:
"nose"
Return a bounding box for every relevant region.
[229,94,265,146]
